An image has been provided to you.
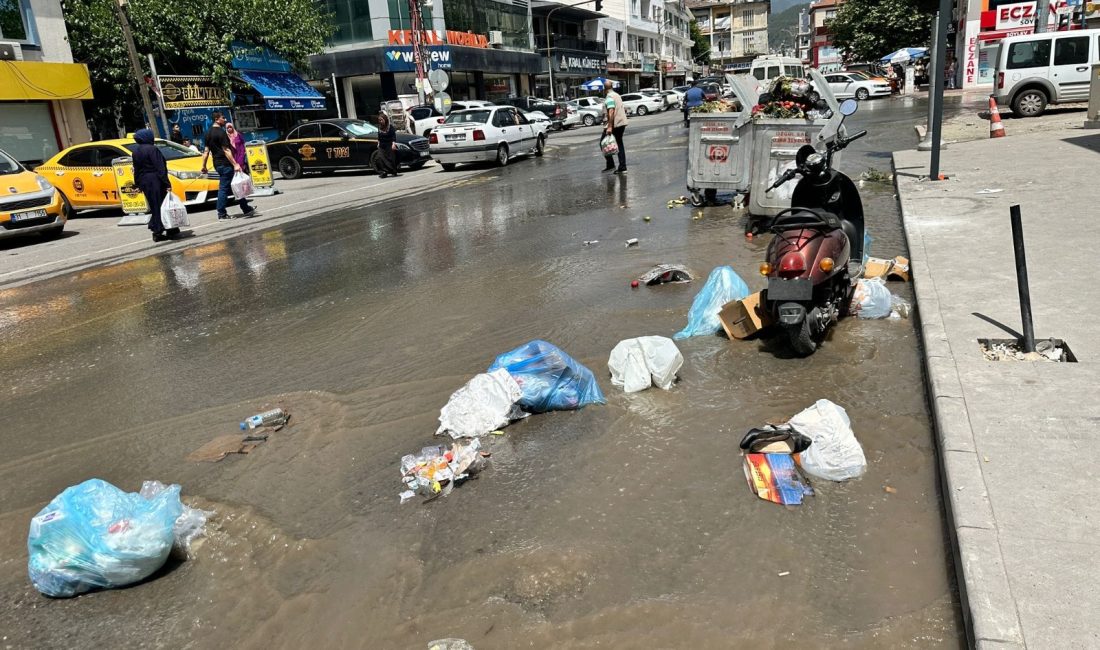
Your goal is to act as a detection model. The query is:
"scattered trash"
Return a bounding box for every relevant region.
[743,453,815,505]
[139,481,209,559]
[777,571,791,577]
[28,479,206,597]
[607,336,683,393]
[625,238,639,247]
[739,425,812,454]
[637,264,693,286]
[488,340,606,413]
[583,240,599,246]
[850,278,896,319]
[888,294,911,320]
[673,266,751,339]
[860,169,893,183]
[186,434,267,462]
[240,407,289,430]
[787,399,866,482]
[428,640,475,650]
[976,188,1003,194]
[862,256,910,282]
[884,486,897,494]
[980,338,1071,362]
[436,368,526,439]
[630,280,640,288]
[718,291,772,340]
[490,430,505,436]
[399,490,416,504]
[643,215,652,222]
[400,438,485,500]
[862,232,873,265]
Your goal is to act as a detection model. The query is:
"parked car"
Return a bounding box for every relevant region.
[619,92,664,116]
[993,27,1100,117]
[429,105,546,170]
[450,100,496,113]
[562,103,582,129]
[36,138,220,212]
[844,69,899,94]
[573,96,607,120]
[1,147,68,240]
[823,72,892,100]
[845,63,899,93]
[700,83,720,101]
[407,104,446,137]
[567,100,604,126]
[672,84,692,93]
[521,109,553,130]
[750,55,806,85]
[497,96,568,129]
[660,89,685,109]
[267,119,431,179]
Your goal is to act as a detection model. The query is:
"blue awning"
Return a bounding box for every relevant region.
[238,70,326,110]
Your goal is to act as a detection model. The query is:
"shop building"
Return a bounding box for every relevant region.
[0,0,93,165]
[311,0,544,120]
[808,0,843,72]
[532,0,608,99]
[594,0,693,89]
[796,6,813,64]
[688,0,770,75]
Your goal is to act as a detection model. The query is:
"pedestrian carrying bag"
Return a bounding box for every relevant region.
[230,171,254,200]
[160,193,189,229]
[600,134,619,156]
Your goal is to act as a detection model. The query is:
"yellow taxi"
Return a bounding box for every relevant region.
[0,147,68,240]
[35,137,221,213]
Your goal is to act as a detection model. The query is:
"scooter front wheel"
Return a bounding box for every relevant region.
[786,319,818,356]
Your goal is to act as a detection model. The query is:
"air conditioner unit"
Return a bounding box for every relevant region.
[0,41,24,61]
[488,31,504,46]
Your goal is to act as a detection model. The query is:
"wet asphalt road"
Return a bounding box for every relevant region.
[0,97,965,648]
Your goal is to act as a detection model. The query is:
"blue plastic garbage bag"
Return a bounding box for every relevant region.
[488,340,606,413]
[28,479,183,597]
[673,266,750,339]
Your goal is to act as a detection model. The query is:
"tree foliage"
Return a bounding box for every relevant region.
[62,0,332,133]
[690,20,710,65]
[829,0,933,63]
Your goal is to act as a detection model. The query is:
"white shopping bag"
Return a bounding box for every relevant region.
[230,171,254,200]
[160,193,189,229]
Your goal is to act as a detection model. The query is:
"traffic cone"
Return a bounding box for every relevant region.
[989,96,1005,139]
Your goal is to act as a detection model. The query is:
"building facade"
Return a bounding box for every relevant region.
[0,0,93,165]
[532,0,607,98]
[688,0,770,74]
[591,0,694,90]
[808,0,842,72]
[796,6,812,63]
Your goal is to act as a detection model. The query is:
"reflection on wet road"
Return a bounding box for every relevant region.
[0,99,963,648]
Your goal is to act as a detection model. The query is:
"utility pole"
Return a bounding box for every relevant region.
[928,0,952,181]
[407,0,428,104]
[146,54,170,139]
[1035,0,1050,33]
[112,0,160,138]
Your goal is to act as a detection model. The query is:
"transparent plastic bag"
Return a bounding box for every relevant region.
[488,340,606,412]
[600,134,618,155]
[788,399,867,482]
[608,336,683,393]
[673,266,750,339]
[139,481,210,559]
[231,171,254,200]
[28,479,185,597]
[160,193,189,229]
[850,277,893,319]
[436,368,526,438]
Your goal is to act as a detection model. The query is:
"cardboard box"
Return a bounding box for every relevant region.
[719,291,772,340]
[863,256,910,282]
[887,255,910,282]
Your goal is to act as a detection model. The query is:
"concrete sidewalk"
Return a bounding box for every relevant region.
[894,129,1100,649]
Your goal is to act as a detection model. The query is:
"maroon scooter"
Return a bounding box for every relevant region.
[760,99,867,355]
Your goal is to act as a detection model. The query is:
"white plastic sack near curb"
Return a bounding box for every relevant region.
[160,193,189,229]
[850,277,893,319]
[436,368,526,439]
[608,336,683,393]
[231,171,254,200]
[787,399,867,481]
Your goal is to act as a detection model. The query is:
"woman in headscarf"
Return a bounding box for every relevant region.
[376,113,400,178]
[226,122,248,174]
[131,128,177,242]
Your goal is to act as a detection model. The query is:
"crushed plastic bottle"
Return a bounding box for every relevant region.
[240,408,289,430]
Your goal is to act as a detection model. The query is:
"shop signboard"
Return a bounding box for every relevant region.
[245,142,274,189]
[229,42,292,73]
[384,46,453,71]
[111,157,148,215]
[159,75,230,110]
[555,54,607,75]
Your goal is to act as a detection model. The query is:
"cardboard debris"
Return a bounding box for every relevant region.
[186,434,264,462]
[862,256,910,282]
[637,264,694,286]
[718,291,772,340]
[743,453,814,506]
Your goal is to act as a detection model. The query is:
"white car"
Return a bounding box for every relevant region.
[660,89,684,109]
[561,103,582,129]
[521,109,553,130]
[619,93,664,116]
[429,105,546,170]
[450,100,496,112]
[823,72,892,100]
[568,100,604,126]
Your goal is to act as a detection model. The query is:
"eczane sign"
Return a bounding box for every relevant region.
[995,1,1064,29]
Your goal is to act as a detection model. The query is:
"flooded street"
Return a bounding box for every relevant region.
[0,100,963,648]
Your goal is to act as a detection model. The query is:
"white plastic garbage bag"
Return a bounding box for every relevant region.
[230,171,254,200]
[436,368,525,439]
[850,277,893,319]
[787,399,867,481]
[608,336,683,393]
[160,193,189,229]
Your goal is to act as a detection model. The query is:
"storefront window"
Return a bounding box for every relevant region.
[324,0,373,45]
[389,0,433,30]
[0,102,57,165]
[442,0,530,50]
[0,0,30,41]
[483,74,514,100]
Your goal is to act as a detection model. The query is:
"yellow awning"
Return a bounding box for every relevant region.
[0,61,94,101]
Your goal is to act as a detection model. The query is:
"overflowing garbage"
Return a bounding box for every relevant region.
[27,479,208,597]
[487,340,605,413]
[608,336,683,393]
[400,438,486,501]
[673,266,751,339]
[752,77,828,120]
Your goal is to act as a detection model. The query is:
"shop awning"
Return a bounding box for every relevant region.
[0,61,93,101]
[237,70,326,110]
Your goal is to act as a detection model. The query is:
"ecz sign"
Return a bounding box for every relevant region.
[995,1,1063,29]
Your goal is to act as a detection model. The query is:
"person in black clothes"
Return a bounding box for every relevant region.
[132,128,178,242]
[199,111,255,220]
[376,113,400,178]
[168,124,185,145]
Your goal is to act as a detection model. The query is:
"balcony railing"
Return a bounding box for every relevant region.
[535,35,606,52]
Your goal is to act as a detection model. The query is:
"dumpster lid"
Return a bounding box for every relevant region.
[726,74,760,128]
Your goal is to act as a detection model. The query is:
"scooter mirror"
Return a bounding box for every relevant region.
[839,98,858,116]
[795,144,817,168]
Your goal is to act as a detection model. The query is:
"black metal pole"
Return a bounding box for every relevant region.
[928,0,952,180]
[1009,204,1036,353]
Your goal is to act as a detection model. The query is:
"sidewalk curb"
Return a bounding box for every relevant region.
[892,159,1027,650]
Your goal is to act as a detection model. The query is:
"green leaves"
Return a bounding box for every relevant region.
[690,20,710,65]
[829,0,933,63]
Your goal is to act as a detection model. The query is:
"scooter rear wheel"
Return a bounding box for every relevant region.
[786,319,818,356]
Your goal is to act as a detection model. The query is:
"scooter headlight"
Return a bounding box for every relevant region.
[806,153,825,169]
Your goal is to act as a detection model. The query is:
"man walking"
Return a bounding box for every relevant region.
[602,79,628,174]
[200,111,256,220]
[683,83,705,126]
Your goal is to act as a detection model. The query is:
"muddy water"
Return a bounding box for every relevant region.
[0,107,962,648]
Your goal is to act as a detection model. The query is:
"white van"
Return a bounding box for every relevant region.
[992,28,1100,117]
[750,56,807,85]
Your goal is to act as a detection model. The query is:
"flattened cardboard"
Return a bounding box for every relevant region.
[743,453,814,505]
[719,291,772,340]
[863,256,910,282]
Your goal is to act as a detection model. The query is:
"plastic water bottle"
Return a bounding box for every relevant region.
[240,408,288,430]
